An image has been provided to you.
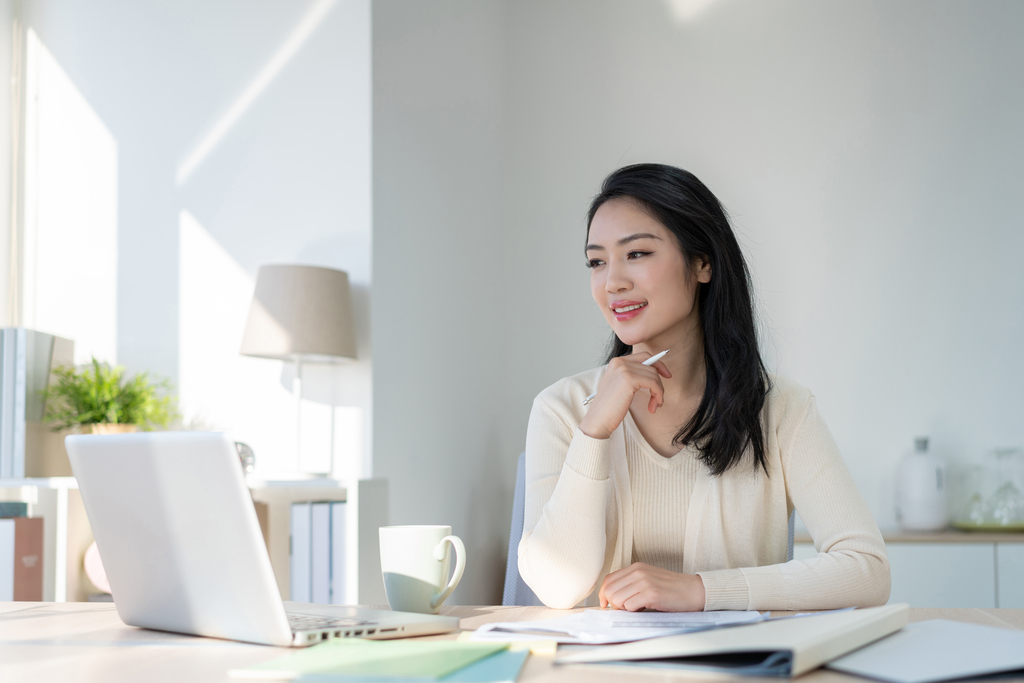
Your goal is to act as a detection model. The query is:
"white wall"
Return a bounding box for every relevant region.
[372,0,509,604]
[21,0,372,478]
[374,0,1024,602]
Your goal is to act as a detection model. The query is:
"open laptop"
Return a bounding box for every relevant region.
[65,431,458,647]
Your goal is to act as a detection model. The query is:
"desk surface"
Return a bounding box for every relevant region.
[3,602,1024,682]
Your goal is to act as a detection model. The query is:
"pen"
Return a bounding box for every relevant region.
[582,349,669,406]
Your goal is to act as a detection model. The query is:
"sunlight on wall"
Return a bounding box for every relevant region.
[179,210,363,478]
[176,0,339,186]
[179,210,296,473]
[664,0,720,23]
[22,28,117,364]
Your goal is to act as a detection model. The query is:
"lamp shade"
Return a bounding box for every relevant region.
[240,264,356,363]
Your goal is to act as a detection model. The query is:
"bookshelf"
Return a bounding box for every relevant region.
[0,477,389,605]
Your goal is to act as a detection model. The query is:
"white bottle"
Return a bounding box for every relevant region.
[896,437,948,531]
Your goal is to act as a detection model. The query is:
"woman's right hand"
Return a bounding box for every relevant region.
[578,352,672,440]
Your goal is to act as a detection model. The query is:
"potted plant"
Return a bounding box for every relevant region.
[43,358,178,434]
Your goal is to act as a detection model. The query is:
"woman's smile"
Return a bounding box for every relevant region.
[611,300,648,320]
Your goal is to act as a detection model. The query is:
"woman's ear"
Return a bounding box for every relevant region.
[695,254,712,283]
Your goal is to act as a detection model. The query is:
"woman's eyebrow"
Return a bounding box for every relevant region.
[585,233,662,251]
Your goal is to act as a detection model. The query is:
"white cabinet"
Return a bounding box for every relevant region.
[997,543,1024,608]
[795,535,1024,608]
[885,543,995,608]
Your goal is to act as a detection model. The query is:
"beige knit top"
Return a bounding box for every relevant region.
[517,367,891,611]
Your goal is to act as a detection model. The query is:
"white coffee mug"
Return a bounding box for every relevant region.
[379,525,465,614]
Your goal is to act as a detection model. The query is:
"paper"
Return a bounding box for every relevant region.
[471,609,763,644]
[827,618,1024,683]
[228,639,507,681]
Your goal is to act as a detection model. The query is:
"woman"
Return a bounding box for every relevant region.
[518,163,890,612]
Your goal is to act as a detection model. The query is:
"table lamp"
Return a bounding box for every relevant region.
[240,264,356,475]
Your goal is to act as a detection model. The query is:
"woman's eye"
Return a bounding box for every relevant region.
[586,259,604,268]
[627,250,651,260]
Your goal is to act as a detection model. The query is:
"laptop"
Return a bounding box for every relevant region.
[65,431,459,647]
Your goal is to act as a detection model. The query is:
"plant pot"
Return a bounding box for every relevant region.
[78,424,139,435]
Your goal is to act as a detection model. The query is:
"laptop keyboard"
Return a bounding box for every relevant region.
[287,613,371,630]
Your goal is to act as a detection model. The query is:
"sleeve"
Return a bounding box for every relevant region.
[698,394,891,611]
[516,390,614,608]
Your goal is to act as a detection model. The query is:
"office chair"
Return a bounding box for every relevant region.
[502,452,796,606]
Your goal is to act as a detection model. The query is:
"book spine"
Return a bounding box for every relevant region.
[0,519,13,601]
[0,329,12,478]
[289,502,311,603]
[330,501,346,604]
[12,328,27,479]
[310,502,330,604]
[13,517,42,601]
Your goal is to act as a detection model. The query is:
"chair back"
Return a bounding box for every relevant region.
[502,452,544,606]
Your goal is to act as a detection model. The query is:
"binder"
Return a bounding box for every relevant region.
[556,603,909,677]
[290,502,312,602]
[330,501,346,604]
[310,502,331,604]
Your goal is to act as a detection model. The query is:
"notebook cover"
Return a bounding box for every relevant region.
[556,603,909,677]
[828,618,1024,683]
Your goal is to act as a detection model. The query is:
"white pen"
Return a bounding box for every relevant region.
[582,349,670,406]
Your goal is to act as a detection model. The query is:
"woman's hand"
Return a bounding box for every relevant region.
[578,352,672,440]
[599,562,706,612]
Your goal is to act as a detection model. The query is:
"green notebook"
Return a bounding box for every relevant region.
[229,639,508,681]
[298,649,530,683]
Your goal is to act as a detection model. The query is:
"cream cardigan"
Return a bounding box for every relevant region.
[517,367,891,611]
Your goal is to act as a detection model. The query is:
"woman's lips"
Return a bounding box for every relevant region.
[611,301,647,321]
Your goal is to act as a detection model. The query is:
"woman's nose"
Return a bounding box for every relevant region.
[605,262,631,292]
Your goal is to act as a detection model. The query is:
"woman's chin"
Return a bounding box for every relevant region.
[614,330,649,347]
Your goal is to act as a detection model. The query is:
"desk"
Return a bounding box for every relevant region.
[3,602,1024,682]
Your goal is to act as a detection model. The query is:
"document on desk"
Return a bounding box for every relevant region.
[471,609,764,644]
[827,618,1024,683]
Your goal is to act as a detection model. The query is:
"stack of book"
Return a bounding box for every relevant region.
[0,501,43,601]
[290,501,347,604]
[0,328,74,479]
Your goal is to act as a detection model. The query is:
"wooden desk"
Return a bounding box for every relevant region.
[3,602,1024,682]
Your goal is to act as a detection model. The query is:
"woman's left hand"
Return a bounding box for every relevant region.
[599,562,706,612]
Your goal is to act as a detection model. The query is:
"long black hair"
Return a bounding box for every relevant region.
[587,163,771,476]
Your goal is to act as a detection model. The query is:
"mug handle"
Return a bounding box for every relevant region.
[429,535,466,610]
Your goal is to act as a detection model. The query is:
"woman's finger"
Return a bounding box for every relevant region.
[652,360,672,379]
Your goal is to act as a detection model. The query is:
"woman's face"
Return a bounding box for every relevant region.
[586,198,711,348]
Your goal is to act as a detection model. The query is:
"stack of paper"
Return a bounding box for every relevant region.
[229,639,528,683]
[472,608,763,644]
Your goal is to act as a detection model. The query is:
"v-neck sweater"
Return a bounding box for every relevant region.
[623,412,702,571]
[517,367,891,610]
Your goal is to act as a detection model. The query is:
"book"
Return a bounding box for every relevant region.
[291,502,312,602]
[311,502,331,604]
[0,328,74,478]
[329,501,346,604]
[0,502,29,517]
[293,649,529,683]
[555,603,909,677]
[0,516,44,601]
[228,639,508,681]
[0,328,15,478]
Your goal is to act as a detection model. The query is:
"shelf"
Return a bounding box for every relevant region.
[0,476,389,605]
[795,529,1024,544]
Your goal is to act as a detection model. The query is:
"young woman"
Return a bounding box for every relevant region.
[518,163,890,612]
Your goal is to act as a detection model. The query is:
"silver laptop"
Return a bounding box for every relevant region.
[65,431,458,647]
